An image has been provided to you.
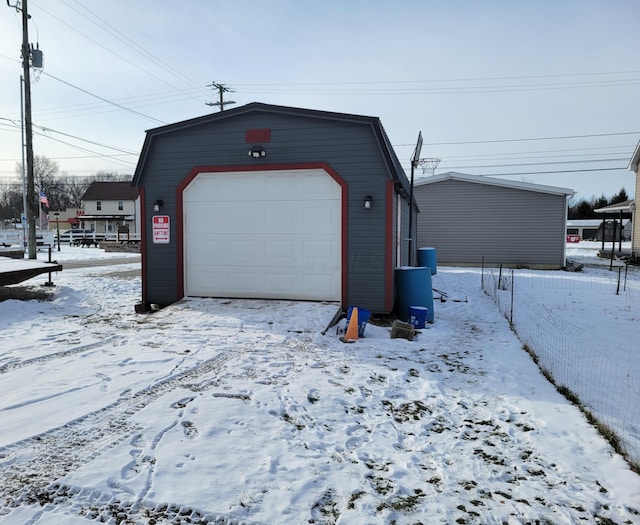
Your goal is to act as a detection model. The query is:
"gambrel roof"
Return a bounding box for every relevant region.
[132,101,413,199]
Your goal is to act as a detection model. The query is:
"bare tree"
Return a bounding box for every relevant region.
[0,180,23,222]
[9,157,132,213]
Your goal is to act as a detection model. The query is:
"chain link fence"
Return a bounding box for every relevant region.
[482,264,640,471]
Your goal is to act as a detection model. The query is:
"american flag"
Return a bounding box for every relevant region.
[39,191,49,207]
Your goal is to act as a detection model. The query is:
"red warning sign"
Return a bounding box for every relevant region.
[152,215,170,244]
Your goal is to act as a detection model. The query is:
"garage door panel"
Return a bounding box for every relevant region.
[265,240,294,258]
[184,169,342,301]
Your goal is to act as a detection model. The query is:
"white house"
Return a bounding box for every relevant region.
[78,181,139,236]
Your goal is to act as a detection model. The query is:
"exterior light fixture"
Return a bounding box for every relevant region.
[153,199,163,212]
[248,145,266,158]
[363,195,373,210]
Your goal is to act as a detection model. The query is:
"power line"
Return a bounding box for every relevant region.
[1,116,137,157]
[0,153,133,163]
[41,70,166,124]
[63,0,199,88]
[440,144,635,161]
[436,158,629,171]
[31,130,137,168]
[60,0,209,100]
[30,86,206,121]
[233,69,640,86]
[30,2,203,98]
[36,125,136,155]
[395,131,640,147]
[418,167,628,178]
[235,78,640,96]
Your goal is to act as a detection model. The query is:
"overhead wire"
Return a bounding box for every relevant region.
[5,3,640,181]
[233,69,640,86]
[418,167,627,177]
[63,0,208,96]
[31,129,136,168]
[394,131,640,148]
[30,0,204,99]
[434,158,628,170]
[438,144,635,161]
[41,71,166,125]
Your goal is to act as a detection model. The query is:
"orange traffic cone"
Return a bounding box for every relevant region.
[341,307,359,343]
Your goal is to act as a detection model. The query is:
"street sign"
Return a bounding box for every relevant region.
[152,215,170,244]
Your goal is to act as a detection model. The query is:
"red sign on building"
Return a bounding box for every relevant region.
[152,215,170,244]
[245,128,271,143]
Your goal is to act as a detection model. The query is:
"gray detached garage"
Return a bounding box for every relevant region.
[414,172,574,269]
[132,103,416,313]
[182,168,342,301]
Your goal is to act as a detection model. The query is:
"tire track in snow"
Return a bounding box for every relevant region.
[0,336,120,375]
[0,347,236,519]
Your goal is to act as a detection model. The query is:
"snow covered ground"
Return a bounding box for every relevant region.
[0,244,639,524]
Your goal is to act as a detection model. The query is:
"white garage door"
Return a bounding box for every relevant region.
[183,168,342,301]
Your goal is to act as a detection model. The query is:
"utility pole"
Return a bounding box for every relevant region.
[205,82,236,112]
[8,0,37,258]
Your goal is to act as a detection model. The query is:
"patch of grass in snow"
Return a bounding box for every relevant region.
[282,412,305,430]
[459,480,477,491]
[493,489,512,500]
[376,488,425,513]
[347,490,365,509]
[367,473,394,495]
[473,447,507,466]
[309,488,340,523]
[381,399,431,423]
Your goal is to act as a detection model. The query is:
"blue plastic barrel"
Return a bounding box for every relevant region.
[395,267,434,323]
[417,247,437,275]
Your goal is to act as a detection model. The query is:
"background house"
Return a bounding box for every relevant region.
[132,102,416,312]
[566,219,601,241]
[567,218,632,242]
[414,172,574,269]
[78,182,140,236]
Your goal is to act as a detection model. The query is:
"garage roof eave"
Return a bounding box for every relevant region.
[415,171,575,197]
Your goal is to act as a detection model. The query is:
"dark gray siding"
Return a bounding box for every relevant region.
[138,111,400,312]
[415,180,567,268]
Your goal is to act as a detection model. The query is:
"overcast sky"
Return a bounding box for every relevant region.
[1,0,639,202]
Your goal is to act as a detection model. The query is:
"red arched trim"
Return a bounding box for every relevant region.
[176,163,348,305]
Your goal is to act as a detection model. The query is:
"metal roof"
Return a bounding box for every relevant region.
[593,200,634,214]
[414,171,574,197]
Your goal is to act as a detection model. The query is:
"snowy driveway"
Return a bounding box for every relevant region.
[1,260,639,524]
